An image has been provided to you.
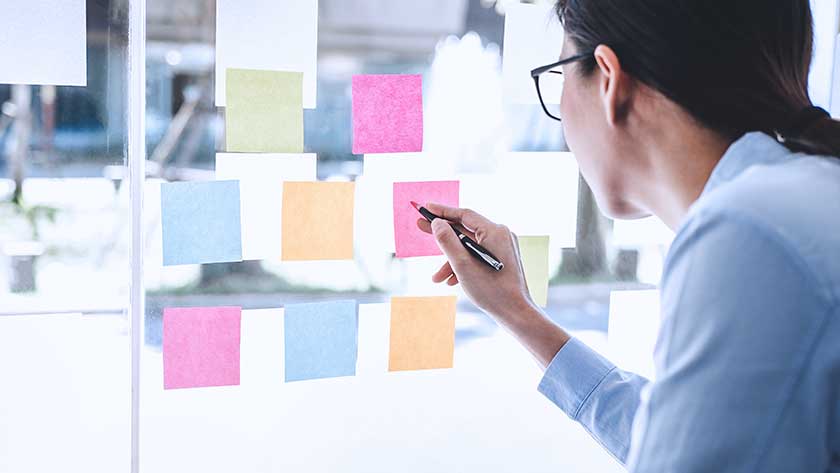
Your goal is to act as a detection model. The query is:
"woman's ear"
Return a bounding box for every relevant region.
[593,44,633,126]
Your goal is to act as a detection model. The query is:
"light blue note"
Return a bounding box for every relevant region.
[161,180,243,266]
[284,300,359,382]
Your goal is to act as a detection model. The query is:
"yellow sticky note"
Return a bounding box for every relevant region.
[281,182,355,261]
[388,296,456,372]
[225,68,304,153]
[518,236,550,307]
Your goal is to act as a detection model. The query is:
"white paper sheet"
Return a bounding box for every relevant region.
[240,309,285,386]
[215,153,317,261]
[608,290,661,380]
[356,153,451,254]
[460,152,579,249]
[215,0,318,108]
[502,2,564,104]
[0,0,86,86]
[831,34,840,117]
[612,216,675,248]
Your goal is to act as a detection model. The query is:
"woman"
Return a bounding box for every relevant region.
[418,0,840,470]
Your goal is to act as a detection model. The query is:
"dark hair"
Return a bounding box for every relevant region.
[555,0,840,157]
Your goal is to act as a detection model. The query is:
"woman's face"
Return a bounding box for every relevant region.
[558,36,649,219]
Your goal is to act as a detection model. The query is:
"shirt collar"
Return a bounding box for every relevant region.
[700,131,794,198]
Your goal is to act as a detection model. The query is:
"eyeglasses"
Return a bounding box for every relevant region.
[530,52,593,122]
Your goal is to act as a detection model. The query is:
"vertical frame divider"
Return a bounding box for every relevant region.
[128,0,146,471]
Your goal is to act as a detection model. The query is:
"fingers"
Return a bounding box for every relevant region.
[417,217,476,241]
[416,218,432,235]
[432,261,460,286]
[432,261,454,283]
[425,203,495,233]
[431,218,469,267]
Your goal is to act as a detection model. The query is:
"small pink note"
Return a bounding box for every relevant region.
[163,306,241,390]
[393,181,460,258]
[352,74,423,154]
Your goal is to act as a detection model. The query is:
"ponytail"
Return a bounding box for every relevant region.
[777,106,840,158]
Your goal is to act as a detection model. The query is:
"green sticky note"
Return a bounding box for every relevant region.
[518,235,550,307]
[225,68,304,153]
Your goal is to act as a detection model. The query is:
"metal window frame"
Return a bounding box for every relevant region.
[128,0,146,472]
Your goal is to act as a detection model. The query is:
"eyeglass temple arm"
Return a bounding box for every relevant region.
[530,52,595,77]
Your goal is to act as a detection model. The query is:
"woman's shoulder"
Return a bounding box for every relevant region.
[667,156,840,307]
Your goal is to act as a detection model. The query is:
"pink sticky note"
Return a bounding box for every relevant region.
[352,74,423,154]
[163,306,241,390]
[394,181,460,258]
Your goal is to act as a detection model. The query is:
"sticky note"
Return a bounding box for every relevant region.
[357,154,450,254]
[608,290,661,379]
[460,152,579,248]
[502,3,565,104]
[215,0,318,108]
[163,306,242,390]
[215,153,317,260]
[389,296,457,372]
[518,236,550,307]
[352,74,424,154]
[284,300,358,382]
[613,216,675,247]
[225,68,303,153]
[0,0,86,86]
[161,180,242,266]
[281,182,355,261]
[393,181,459,258]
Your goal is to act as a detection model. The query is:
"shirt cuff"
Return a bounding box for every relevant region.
[537,337,616,420]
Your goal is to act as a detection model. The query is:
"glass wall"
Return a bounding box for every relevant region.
[139,1,645,471]
[0,0,131,471]
[0,1,681,472]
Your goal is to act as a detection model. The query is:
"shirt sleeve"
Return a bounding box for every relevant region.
[538,337,649,464]
[625,210,831,472]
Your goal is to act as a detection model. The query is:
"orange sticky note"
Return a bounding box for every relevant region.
[388,296,457,372]
[281,182,355,261]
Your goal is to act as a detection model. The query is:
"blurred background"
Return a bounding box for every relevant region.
[0,0,837,471]
[1,0,666,331]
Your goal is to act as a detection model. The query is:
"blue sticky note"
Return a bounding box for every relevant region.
[161,180,243,266]
[284,300,358,382]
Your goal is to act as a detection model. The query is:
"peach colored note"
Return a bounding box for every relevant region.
[281,182,356,261]
[388,296,457,372]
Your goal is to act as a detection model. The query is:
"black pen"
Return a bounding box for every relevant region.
[411,201,504,272]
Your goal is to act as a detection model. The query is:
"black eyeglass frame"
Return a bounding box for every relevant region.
[530,52,594,122]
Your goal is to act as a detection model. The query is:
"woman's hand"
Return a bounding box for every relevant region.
[416,203,536,326]
[417,203,570,369]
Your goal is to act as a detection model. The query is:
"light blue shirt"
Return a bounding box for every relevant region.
[538,132,840,472]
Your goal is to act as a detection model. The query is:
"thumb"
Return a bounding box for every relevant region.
[431,219,467,265]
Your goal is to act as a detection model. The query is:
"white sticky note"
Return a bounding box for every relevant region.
[215,153,317,260]
[831,34,840,118]
[502,2,564,104]
[0,0,86,86]
[608,290,661,380]
[460,152,579,248]
[355,303,391,377]
[356,154,451,254]
[612,217,675,248]
[215,0,318,109]
[240,308,285,386]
